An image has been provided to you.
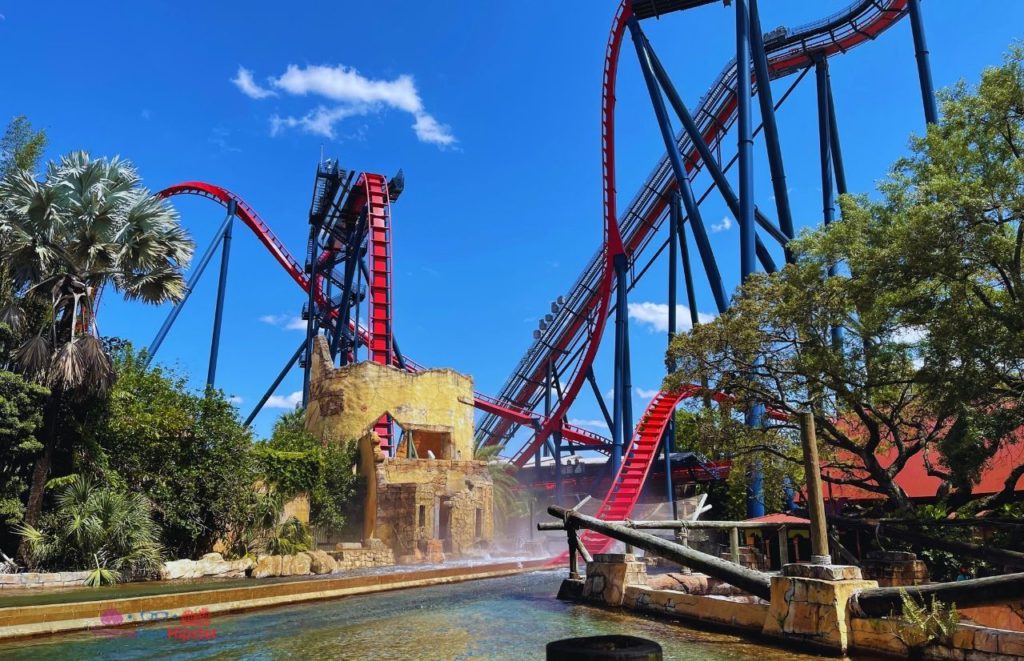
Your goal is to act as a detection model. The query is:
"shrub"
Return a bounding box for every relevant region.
[16,476,163,585]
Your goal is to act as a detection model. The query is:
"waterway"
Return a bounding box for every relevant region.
[0,570,842,660]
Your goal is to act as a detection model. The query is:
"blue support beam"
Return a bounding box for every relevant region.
[244,340,306,427]
[908,0,939,125]
[206,200,235,389]
[736,0,755,282]
[628,17,729,313]
[817,56,844,353]
[673,194,700,331]
[639,30,785,263]
[816,58,836,230]
[611,252,629,474]
[826,75,848,196]
[665,191,679,519]
[547,359,562,504]
[749,0,795,251]
[586,366,615,432]
[146,212,233,365]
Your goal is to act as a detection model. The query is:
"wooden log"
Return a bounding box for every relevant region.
[547,505,772,600]
[538,519,804,531]
[799,411,829,561]
[828,515,1024,570]
[851,572,1024,617]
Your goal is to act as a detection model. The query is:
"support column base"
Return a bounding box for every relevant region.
[763,565,877,654]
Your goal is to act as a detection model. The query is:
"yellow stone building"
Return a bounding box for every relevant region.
[305,337,494,560]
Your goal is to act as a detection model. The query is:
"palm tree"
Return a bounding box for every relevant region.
[0,151,193,542]
[17,475,164,585]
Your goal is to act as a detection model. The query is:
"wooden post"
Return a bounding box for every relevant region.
[567,526,581,580]
[777,525,789,567]
[799,411,830,564]
[730,526,740,565]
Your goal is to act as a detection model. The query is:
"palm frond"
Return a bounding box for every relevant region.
[15,335,51,379]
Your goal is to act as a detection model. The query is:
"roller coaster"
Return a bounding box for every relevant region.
[146,0,939,555]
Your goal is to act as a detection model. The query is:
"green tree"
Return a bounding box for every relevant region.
[667,45,1024,515]
[0,152,193,541]
[0,370,48,553]
[86,348,258,559]
[260,410,360,531]
[823,45,1024,510]
[0,116,46,180]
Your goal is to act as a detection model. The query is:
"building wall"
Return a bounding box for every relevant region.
[304,336,493,559]
[305,337,474,456]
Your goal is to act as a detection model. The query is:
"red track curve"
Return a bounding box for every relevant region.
[157,181,623,449]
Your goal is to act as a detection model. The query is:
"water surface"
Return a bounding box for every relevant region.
[0,570,842,660]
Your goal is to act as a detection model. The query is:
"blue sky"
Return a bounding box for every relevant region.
[3,1,1024,442]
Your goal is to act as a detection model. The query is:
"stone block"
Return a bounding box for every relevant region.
[782,563,862,581]
[997,630,1024,656]
[763,574,878,654]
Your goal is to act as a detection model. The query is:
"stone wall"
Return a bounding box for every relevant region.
[0,571,90,590]
[861,550,930,587]
[850,617,1024,659]
[305,337,474,456]
[367,450,493,558]
[330,539,394,570]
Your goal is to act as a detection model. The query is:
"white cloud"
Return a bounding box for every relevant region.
[635,388,661,399]
[271,105,366,139]
[711,216,732,233]
[569,418,609,431]
[228,395,244,405]
[236,63,455,146]
[266,390,303,410]
[260,314,306,331]
[628,302,715,333]
[232,66,276,99]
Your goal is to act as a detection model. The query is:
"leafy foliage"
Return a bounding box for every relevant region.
[16,475,163,584]
[85,347,259,559]
[894,588,960,652]
[0,370,47,535]
[474,443,527,523]
[263,516,312,556]
[0,116,46,180]
[260,410,360,531]
[667,46,1024,515]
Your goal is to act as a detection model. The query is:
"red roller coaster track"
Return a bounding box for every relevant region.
[157,0,917,552]
[477,0,912,465]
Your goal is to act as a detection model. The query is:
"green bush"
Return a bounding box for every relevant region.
[16,476,163,585]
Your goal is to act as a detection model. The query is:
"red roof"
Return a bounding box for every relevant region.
[820,439,1024,502]
[744,513,810,525]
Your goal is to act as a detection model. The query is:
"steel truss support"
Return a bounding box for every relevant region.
[826,75,848,197]
[628,17,728,313]
[244,339,306,427]
[146,210,234,364]
[546,359,562,503]
[207,200,235,389]
[908,0,939,125]
[736,0,755,282]
[611,252,631,474]
[749,0,795,255]
[636,29,783,265]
